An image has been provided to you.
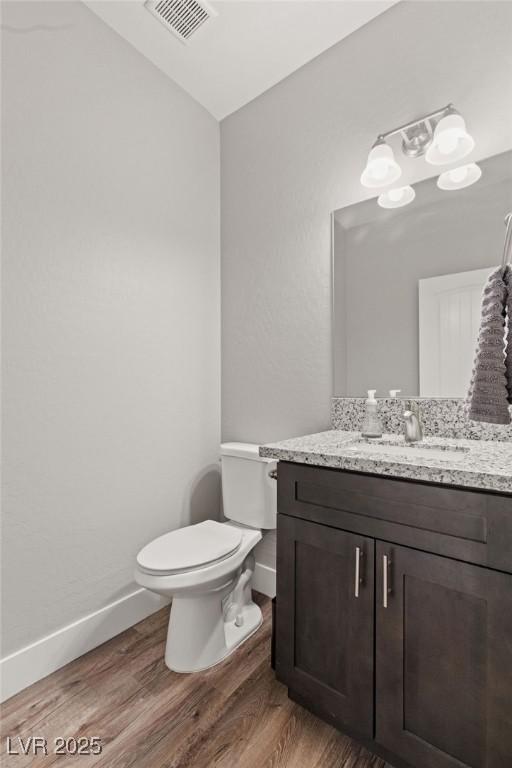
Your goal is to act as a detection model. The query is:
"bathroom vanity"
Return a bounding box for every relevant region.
[265,151,512,767]
[261,430,512,768]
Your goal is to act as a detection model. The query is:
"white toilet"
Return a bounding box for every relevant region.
[134,443,277,673]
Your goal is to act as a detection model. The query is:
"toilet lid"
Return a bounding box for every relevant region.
[136,520,243,575]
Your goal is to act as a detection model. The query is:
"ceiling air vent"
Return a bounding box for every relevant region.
[145,0,217,44]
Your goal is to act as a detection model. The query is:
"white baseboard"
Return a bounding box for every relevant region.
[253,563,276,598]
[0,589,170,703]
[2,565,274,703]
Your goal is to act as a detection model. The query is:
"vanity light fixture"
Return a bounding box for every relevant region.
[360,139,402,188]
[377,185,416,209]
[361,104,475,190]
[437,162,482,191]
[425,108,475,166]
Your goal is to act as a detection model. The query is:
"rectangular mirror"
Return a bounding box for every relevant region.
[332,150,512,398]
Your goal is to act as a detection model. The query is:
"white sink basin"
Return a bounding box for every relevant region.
[344,439,470,462]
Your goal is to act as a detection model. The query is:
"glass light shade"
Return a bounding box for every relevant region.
[360,142,402,188]
[377,185,415,209]
[425,113,475,165]
[437,163,482,191]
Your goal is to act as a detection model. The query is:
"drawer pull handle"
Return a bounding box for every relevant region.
[383,554,392,608]
[354,546,363,597]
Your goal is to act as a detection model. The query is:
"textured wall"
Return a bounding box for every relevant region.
[1,2,220,655]
[221,0,512,446]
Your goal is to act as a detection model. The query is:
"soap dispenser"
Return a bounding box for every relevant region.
[361,390,383,438]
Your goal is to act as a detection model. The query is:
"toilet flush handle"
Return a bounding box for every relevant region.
[268,468,278,480]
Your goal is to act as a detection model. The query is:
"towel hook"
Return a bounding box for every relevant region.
[502,212,512,273]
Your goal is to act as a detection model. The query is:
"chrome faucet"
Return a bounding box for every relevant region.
[403,400,423,443]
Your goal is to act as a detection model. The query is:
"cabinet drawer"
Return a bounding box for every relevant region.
[277,461,512,574]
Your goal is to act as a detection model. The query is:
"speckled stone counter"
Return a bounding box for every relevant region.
[331,397,512,441]
[260,431,512,494]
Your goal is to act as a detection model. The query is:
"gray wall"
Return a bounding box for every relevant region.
[221,0,512,445]
[1,2,220,655]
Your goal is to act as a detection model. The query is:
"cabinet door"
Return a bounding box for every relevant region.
[276,514,374,737]
[376,542,512,768]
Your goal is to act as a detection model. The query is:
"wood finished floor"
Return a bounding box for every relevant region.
[1,595,390,768]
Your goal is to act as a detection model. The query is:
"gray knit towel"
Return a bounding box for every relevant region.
[467,266,510,425]
[505,266,512,404]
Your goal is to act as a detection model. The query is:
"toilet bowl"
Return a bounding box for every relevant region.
[134,443,277,673]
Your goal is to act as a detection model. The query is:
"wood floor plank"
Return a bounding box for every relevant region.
[1,595,386,768]
[131,606,170,637]
[262,706,347,768]
[181,663,285,768]
[97,678,215,768]
[142,640,276,768]
[0,625,150,739]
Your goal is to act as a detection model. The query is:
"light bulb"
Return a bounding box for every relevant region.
[361,141,402,188]
[371,160,390,180]
[426,111,475,166]
[388,188,405,202]
[378,185,415,209]
[449,166,469,183]
[437,163,481,191]
[437,132,459,156]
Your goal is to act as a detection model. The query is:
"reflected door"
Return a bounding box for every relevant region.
[419,267,493,397]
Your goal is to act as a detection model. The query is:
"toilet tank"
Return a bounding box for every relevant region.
[221,443,277,530]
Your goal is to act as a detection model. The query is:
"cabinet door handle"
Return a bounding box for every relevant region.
[383,554,391,608]
[354,546,363,597]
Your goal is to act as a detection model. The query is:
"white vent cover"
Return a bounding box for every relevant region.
[145,0,217,44]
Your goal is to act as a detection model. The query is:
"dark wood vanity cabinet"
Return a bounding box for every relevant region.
[275,462,512,768]
[376,543,512,768]
[278,515,375,737]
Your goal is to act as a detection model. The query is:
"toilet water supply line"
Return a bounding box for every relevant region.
[224,554,255,627]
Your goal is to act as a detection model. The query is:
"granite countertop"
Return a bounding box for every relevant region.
[260,430,512,494]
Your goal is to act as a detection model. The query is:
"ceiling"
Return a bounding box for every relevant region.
[85,0,398,120]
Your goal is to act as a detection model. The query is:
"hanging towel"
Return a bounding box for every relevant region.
[467,266,510,425]
[505,266,512,404]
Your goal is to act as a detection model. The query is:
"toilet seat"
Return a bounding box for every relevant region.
[136,520,243,576]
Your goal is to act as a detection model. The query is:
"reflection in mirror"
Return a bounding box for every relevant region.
[332,150,512,398]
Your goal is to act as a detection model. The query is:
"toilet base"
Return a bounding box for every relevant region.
[164,588,262,673]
